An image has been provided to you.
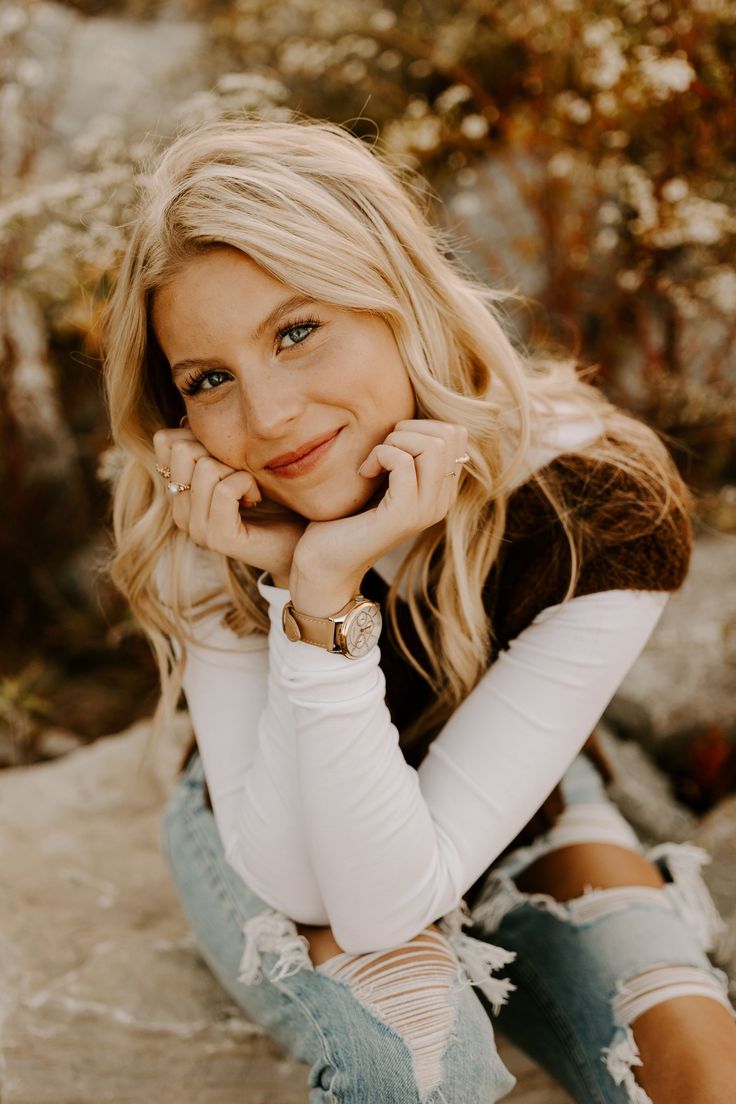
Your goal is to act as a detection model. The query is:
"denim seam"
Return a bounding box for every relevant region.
[493,939,612,1104]
[315,967,429,1104]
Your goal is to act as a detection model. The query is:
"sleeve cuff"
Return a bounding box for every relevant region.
[257,569,382,669]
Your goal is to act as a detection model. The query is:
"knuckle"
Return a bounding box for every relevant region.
[211,477,231,500]
[196,456,221,478]
[170,441,191,464]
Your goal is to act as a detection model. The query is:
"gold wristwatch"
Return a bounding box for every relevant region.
[282,595,382,659]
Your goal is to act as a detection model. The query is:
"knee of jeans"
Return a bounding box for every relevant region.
[312,926,516,1104]
[471,799,730,963]
[472,834,736,1104]
[237,908,515,1101]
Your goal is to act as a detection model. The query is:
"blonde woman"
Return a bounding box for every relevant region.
[103,118,736,1103]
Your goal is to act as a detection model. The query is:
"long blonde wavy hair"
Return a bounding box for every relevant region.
[103,117,690,757]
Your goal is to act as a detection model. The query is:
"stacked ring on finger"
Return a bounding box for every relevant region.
[167,481,192,494]
[445,452,471,478]
[156,464,172,479]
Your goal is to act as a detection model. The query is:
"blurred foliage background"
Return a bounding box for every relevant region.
[1,0,735,774]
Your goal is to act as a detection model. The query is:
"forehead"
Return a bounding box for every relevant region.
[152,247,284,316]
[150,250,305,361]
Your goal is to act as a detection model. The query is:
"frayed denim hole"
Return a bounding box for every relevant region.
[603,962,736,1104]
[316,932,461,1100]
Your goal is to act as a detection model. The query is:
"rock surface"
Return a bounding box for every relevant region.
[0,720,573,1103]
[3,711,735,1101]
[606,529,736,746]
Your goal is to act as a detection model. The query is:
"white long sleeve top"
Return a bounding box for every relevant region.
[172,414,673,954]
[184,578,667,955]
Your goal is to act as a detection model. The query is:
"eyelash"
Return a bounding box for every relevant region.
[278,316,321,350]
[179,317,322,397]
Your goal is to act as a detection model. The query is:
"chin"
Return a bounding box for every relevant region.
[298,483,378,522]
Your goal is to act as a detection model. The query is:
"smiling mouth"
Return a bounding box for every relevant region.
[266,429,342,477]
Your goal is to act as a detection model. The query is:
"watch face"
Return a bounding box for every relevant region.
[341,601,382,658]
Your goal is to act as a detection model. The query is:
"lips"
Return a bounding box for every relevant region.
[265,430,341,470]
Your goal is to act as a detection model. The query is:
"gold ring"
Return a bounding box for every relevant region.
[445,470,458,478]
[454,453,470,464]
[156,464,172,480]
[167,481,191,494]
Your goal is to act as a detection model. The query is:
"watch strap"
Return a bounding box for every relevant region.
[283,595,359,652]
[285,606,341,650]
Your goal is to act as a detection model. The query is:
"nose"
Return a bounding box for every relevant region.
[239,371,306,450]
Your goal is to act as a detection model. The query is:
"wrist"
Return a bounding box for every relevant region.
[289,583,363,618]
[289,564,366,618]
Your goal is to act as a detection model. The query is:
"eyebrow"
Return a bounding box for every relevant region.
[169,294,318,379]
[253,294,317,341]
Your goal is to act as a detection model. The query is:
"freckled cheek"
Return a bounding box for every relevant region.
[188,410,245,469]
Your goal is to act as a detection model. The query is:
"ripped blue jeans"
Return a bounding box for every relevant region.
[160,750,734,1103]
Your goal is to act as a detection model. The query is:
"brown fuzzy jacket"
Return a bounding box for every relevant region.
[181,450,692,870]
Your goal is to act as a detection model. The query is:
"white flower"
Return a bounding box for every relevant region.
[595,92,618,116]
[406,97,429,119]
[638,54,696,101]
[650,196,736,247]
[598,201,622,225]
[352,36,380,60]
[619,164,658,231]
[661,177,688,203]
[678,197,736,244]
[408,59,433,79]
[386,109,443,156]
[460,114,489,139]
[377,49,401,70]
[602,130,629,149]
[369,9,397,32]
[435,84,472,115]
[216,72,285,97]
[410,115,443,151]
[342,59,367,83]
[595,228,619,253]
[581,20,628,90]
[555,90,593,124]
[695,268,736,315]
[567,98,592,123]
[548,151,576,178]
[616,269,644,292]
[582,18,620,49]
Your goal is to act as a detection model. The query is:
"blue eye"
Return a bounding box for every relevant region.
[181,369,232,397]
[278,319,320,349]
